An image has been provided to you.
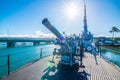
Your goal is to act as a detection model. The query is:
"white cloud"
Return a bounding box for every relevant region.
[0,34,8,37]
[33,30,55,38]
[0,30,56,38]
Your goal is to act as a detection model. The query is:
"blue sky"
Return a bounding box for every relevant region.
[0,0,120,37]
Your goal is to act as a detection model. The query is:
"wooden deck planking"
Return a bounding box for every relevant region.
[1,53,120,80]
[83,53,120,80]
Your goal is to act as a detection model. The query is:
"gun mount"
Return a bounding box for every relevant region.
[42,18,98,66]
[42,18,77,66]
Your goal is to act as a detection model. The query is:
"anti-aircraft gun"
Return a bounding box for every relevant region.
[42,18,98,66]
[42,18,79,66]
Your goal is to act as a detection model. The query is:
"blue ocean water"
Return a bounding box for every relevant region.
[0,43,59,77]
[101,47,120,67]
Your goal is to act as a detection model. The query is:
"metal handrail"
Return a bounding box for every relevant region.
[0,45,54,57]
[101,47,120,53]
[0,46,53,77]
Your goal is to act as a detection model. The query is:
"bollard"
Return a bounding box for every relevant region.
[40,48,42,58]
[8,55,10,75]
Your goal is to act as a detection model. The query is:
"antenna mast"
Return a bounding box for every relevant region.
[83,0,88,36]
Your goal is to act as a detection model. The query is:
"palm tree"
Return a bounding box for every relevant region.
[109,26,120,39]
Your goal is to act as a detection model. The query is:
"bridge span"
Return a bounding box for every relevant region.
[0,37,56,47]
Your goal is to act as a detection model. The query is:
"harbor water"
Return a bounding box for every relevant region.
[0,43,59,78]
[101,46,120,67]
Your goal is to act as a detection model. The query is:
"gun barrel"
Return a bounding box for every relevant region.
[42,18,64,41]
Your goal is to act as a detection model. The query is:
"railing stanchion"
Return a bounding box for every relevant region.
[99,46,101,58]
[8,54,10,75]
[98,41,101,58]
[40,48,42,58]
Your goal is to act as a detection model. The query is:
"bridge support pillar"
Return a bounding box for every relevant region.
[7,42,16,47]
[33,42,40,46]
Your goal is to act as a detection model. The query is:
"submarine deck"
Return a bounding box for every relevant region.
[1,53,120,80]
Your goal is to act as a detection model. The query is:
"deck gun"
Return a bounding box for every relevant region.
[42,18,98,66]
[42,18,82,66]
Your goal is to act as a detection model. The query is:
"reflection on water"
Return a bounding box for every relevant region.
[101,46,120,67]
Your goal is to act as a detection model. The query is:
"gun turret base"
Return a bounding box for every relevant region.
[60,56,78,66]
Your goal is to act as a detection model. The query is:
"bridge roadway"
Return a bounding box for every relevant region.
[0,37,55,42]
[0,37,56,46]
[1,53,120,80]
